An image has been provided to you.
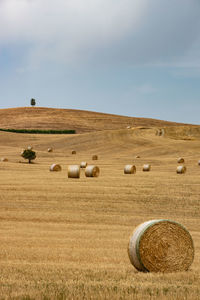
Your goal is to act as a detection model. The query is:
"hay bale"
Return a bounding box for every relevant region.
[176,166,186,174]
[135,155,140,159]
[48,148,53,152]
[128,219,194,273]
[143,164,151,171]
[1,158,8,162]
[178,157,184,163]
[71,150,76,155]
[92,155,98,160]
[80,162,87,168]
[85,165,100,177]
[68,165,80,178]
[124,165,136,174]
[27,146,33,150]
[50,164,62,172]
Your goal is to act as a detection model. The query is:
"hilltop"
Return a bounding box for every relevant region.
[0,107,191,133]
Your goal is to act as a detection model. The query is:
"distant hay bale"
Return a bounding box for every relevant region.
[27,146,33,150]
[68,165,80,178]
[176,166,186,174]
[48,148,53,152]
[92,155,98,160]
[135,155,140,159]
[85,165,100,177]
[124,165,136,174]
[80,162,87,168]
[128,219,194,273]
[178,157,184,163]
[1,158,8,162]
[50,164,62,172]
[143,164,151,171]
[71,150,76,155]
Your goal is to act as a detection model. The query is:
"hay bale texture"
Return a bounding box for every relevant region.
[178,157,184,163]
[92,155,98,160]
[1,158,8,162]
[176,166,186,174]
[128,219,194,273]
[68,165,80,178]
[50,164,62,172]
[80,162,87,168]
[85,165,100,177]
[124,165,136,174]
[143,164,151,172]
[48,148,53,152]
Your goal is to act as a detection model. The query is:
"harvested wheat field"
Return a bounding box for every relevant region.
[0,108,200,299]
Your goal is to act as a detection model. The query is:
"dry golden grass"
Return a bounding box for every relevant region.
[0,124,200,299]
[0,107,191,133]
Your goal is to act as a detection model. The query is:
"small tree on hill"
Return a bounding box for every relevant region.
[21,149,36,164]
[31,98,36,107]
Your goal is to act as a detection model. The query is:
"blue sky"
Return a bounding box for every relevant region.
[0,0,200,124]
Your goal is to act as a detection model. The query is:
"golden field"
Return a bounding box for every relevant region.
[0,108,200,299]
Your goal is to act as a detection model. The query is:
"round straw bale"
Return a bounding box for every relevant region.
[1,157,8,162]
[50,164,62,172]
[92,155,98,160]
[71,150,76,155]
[128,219,194,273]
[27,146,33,150]
[143,164,151,171]
[68,165,80,178]
[80,161,87,168]
[48,148,53,152]
[124,165,136,174]
[177,157,184,163]
[176,166,186,174]
[85,165,100,177]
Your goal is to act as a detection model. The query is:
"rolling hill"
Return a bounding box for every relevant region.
[0,107,192,133]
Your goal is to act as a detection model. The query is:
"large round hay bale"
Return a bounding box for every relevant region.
[92,155,98,160]
[176,166,186,174]
[68,165,80,178]
[178,157,184,163]
[143,164,151,172]
[27,146,33,150]
[1,158,8,162]
[50,164,62,172]
[85,165,100,177]
[80,161,87,168]
[128,219,194,273]
[124,165,136,174]
[71,150,76,155]
[48,148,53,152]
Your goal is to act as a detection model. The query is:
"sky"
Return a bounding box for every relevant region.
[0,0,200,124]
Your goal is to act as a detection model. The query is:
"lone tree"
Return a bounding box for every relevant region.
[31,98,36,107]
[21,149,36,164]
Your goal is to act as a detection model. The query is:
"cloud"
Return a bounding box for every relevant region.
[0,0,200,67]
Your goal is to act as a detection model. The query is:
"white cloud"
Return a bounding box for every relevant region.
[0,0,200,67]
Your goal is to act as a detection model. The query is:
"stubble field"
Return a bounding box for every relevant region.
[0,126,200,300]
